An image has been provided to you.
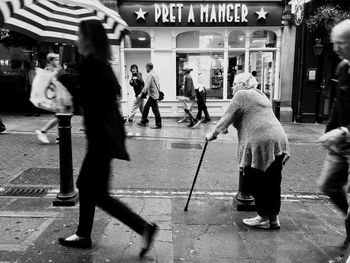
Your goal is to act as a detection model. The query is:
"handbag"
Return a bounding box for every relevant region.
[152,76,164,101]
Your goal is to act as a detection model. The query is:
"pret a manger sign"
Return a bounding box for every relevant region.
[154,3,248,24]
[120,1,283,27]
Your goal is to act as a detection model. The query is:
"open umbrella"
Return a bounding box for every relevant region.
[0,0,128,45]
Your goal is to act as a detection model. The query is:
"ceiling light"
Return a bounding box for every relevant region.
[138,37,146,41]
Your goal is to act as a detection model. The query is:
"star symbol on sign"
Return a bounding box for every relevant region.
[134,8,148,21]
[255,7,268,20]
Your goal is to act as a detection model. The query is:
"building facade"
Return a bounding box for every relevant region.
[117,0,295,119]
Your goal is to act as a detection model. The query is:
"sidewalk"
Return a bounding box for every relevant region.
[0,114,326,143]
[0,195,345,263]
[0,114,342,263]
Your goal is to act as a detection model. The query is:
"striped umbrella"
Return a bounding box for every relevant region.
[0,0,128,45]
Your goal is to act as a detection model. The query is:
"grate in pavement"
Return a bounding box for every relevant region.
[170,143,202,150]
[0,187,48,197]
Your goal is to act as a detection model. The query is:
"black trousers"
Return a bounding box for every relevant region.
[244,155,284,217]
[76,149,146,238]
[196,91,210,120]
[0,118,6,131]
[141,97,162,127]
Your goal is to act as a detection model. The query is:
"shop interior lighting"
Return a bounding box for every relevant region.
[138,37,146,41]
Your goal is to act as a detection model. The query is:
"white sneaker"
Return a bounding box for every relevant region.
[242,215,269,229]
[36,130,50,144]
[192,120,202,128]
[177,117,187,123]
[0,129,7,134]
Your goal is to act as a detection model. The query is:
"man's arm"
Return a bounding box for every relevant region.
[325,100,338,133]
[141,74,151,95]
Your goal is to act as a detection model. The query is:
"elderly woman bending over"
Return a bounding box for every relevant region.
[206,73,290,230]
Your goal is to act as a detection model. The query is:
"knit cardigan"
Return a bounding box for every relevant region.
[213,89,290,172]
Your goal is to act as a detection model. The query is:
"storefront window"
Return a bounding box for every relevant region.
[129,30,150,48]
[228,31,246,48]
[176,52,224,99]
[249,51,275,98]
[227,51,245,99]
[176,31,224,49]
[250,30,276,48]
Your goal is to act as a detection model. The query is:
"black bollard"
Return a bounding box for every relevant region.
[53,113,78,206]
[234,168,255,211]
[273,99,281,120]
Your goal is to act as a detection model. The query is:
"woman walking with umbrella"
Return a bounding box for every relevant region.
[206,73,290,230]
[58,20,158,258]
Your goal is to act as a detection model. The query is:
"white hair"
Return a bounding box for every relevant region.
[331,19,350,40]
[234,72,258,89]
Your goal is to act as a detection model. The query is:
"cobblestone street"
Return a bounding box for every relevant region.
[0,115,344,262]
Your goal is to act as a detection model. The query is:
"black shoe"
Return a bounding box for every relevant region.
[202,118,211,123]
[150,125,161,129]
[187,122,195,128]
[25,113,33,117]
[58,237,92,249]
[34,113,41,117]
[139,223,159,259]
[137,120,149,126]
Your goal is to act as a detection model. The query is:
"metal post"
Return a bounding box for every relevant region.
[234,168,255,211]
[273,99,281,120]
[53,113,78,206]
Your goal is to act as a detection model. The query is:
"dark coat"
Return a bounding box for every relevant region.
[184,74,195,99]
[79,55,129,161]
[326,60,350,133]
[129,72,144,97]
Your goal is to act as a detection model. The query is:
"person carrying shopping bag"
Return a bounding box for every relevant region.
[206,72,290,230]
[58,20,158,259]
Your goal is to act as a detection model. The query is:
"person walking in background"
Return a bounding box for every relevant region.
[35,53,74,144]
[25,60,40,117]
[0,117,7,134]
[182,67,199,128]
[124,64,144,124]
[137,63,162,129]
[206,73,290,230]
[58,20,158,259]
[317,20,350,263]
[195,72,211,124]
[252,71,261,90]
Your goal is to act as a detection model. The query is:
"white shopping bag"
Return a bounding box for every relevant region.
[30,68,73,112]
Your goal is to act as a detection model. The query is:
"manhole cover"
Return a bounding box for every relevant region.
[9,168,76,185]
[0,187,48,197]
[170,143,202,150]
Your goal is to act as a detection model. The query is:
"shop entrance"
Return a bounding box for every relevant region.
[249,51,276,99]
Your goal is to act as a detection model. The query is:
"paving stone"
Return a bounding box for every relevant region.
[173,224,250,262]
[172,199,235,226]
[1,198,53,211]
[240,232,328,263]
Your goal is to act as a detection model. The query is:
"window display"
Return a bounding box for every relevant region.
[176,52,223,99]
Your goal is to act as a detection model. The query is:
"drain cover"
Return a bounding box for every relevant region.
[0,187,48,197]
[170,143,202,150]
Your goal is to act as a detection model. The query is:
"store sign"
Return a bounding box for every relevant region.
[120,1,283,27]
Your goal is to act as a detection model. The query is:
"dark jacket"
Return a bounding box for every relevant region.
[326,60,350,133]
[184,74,195,99]
[79,55,129,161]
[129,72,144,97]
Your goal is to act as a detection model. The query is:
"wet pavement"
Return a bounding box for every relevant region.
[0,114,343,262]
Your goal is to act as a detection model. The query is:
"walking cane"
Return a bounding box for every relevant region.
[184,140,209,211]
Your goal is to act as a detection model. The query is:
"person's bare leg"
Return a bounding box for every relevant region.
[41,118,59,133]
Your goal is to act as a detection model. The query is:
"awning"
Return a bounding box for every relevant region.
[0,0,128,45]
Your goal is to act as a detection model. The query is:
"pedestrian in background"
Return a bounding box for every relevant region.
[25,60,40,117]
[206,73,290,230]
[58,20,158,259]
[182,67,199,128]
[137,63,162,129]
[318,20,350,263]
[35,53,74,144]
[124,64,144,124]
[0,117,7,134]
[195,72,211,124]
